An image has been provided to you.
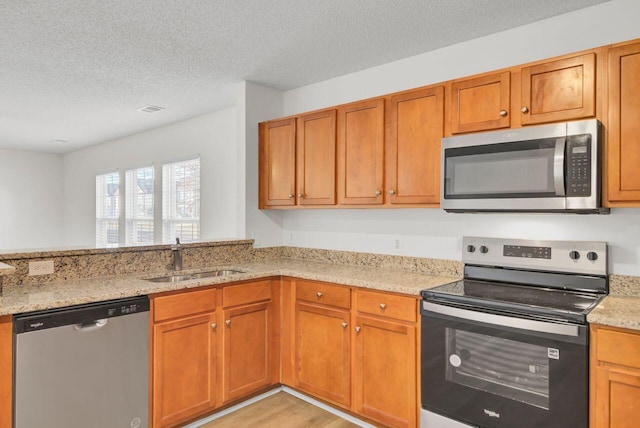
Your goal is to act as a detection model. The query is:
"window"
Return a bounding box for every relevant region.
[125,166,154,245]
[163,158,200,243]
[96,172,120,247]
[96,157,200,247]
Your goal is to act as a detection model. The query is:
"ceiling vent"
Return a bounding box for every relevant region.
[137,105,165,113]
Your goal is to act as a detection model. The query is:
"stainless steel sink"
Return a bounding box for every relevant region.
[146,269,244,283]
[190,269,243,279]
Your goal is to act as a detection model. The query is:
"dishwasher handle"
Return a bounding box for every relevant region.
[73,319,108,332]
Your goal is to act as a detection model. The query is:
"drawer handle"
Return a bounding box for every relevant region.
[521,106,529,114]
[355,326,361,333]
[211,323,217,330]
[341,322,348,329]
[225,319,231,327]
[499,109,508,117]
[379,303,387,310]
[317,291,323,298]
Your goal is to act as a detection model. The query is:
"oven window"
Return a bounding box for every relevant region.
[445,328,550,410]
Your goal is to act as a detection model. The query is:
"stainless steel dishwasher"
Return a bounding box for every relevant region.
[13,296,149,428]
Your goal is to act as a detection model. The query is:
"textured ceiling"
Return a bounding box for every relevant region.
[0,0,610,153]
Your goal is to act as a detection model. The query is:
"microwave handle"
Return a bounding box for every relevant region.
[553,138,566,196]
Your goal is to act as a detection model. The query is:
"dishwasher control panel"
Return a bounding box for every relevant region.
[14,296,149,333]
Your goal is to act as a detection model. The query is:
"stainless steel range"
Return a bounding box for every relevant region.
[420,237,607,428]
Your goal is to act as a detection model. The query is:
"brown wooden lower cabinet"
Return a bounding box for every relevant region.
[590,324,640,428]
[151,279,279,428]
[353,315,417,428]
[0,315,12,428]
[153,312,218,428]
[222,301,276,403]
[283,278,420,428]
[295,301,351,407]
[152,288,219,428]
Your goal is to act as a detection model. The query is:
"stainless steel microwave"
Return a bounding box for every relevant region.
[441,119,608,213]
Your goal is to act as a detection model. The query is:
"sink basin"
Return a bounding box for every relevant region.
[146,274,194,283]
[190,269,243,279]
[146,269,244,283]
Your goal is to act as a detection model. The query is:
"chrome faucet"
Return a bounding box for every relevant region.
[171,237,183,271]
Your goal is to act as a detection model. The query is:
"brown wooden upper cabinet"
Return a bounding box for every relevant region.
[450,52,597,134]
[296,109,337,205]
[259,118,296,208]
[386,86,444,205]
[450,71,511,134]
[606,41,640,205]
[337,98,385,205]
[520,52,596,125]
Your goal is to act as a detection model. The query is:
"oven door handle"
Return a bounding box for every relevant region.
[422,301,579,337]
[554,137,566,196]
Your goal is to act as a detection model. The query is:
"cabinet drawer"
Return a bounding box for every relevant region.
[356,290,417,323]
[223,280,272,308]
[296,280,351,309]
[153,288,217,322]
[596,327,640,368]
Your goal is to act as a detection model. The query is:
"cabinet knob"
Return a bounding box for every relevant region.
[499,109,508,117]
[297,193,304,199]
[355,326,361,333]
[389,189,396,195]
[375,190,382,196]
[288,193,294,199]
[342,322,348,329]
[211,323,217,329]
[316,291,323,298]
[225,319,231,327]
[521,106,529,114]
[379,303,387,311]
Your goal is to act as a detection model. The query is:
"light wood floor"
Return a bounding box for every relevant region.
[198,392,360,428]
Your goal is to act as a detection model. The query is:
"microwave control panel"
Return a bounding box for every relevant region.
[565,134,591,197]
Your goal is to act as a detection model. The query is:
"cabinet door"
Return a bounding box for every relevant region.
[297,109,337,205]
[607,43,640,204]
[387,86,444,205]
[520,53,595,125]
[593,366,640,428]
[337,98,385,205]
[222,302,274,403]
[259,118,296,207]
[295,302,351,407]
[353,316,417,428]
[450,71,510,134]
[153,313,217,428]
[0,316,11,428]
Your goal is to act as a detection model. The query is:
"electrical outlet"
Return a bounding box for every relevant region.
[288,232,294,244]
[29,260,55,276]
[393,237,403,253]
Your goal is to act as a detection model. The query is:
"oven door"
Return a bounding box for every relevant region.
[421,300,588,428]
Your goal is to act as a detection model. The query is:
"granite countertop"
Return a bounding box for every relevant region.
[0,258,459,316]
[587,295,640,331]
[0,262,16,276]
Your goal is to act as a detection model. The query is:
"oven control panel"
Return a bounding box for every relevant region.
[462,237,607,276]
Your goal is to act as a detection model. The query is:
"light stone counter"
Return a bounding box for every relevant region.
[587,296,640,331]
[587,274,640,331]
[0,262,15,276]
[0,258,460,316]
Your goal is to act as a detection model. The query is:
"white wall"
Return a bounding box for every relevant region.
[238,81,286,247]
[276,0,640,276]
[63,108,238,247]
[0,149,64,251]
